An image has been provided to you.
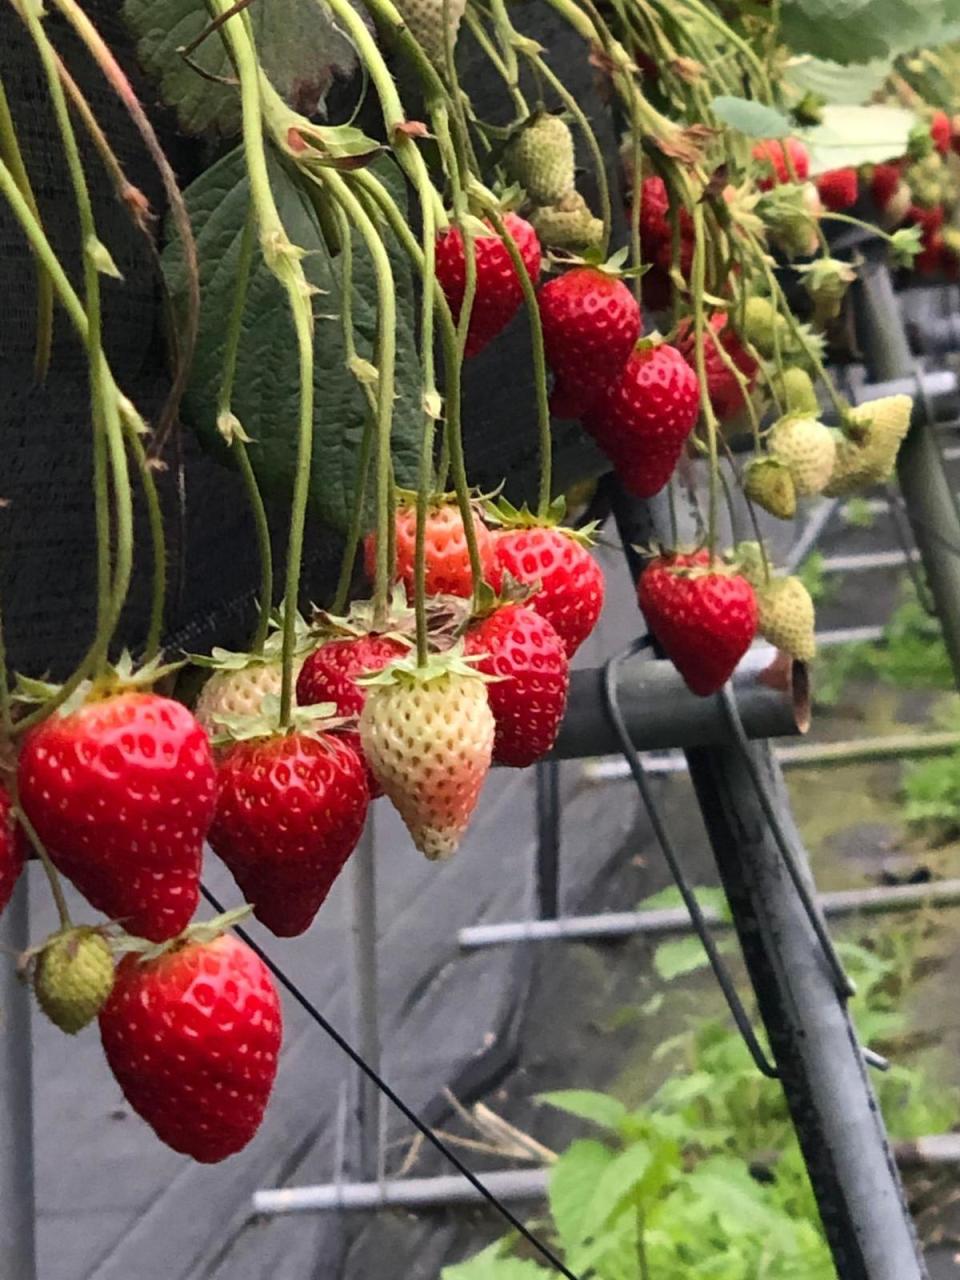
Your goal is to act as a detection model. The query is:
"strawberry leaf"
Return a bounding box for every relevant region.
[162,147,420,533]
[122,0,357,136]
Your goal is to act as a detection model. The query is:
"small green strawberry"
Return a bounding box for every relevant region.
[744,457,797,519]
[823,395,913,496]
[742,296,790,359]
[506,114,576,206]
[755,576,816,661]
[531,192,603,252]
[33,927,115,1034]
[768,415,836,496]
[769,366,819,416]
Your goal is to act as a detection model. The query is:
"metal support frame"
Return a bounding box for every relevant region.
[609,488,927,1280]
[460,876,960,948]
[0,877,36,1280]
[856,259,960,687]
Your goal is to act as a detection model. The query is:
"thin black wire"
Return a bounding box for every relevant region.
[601,642,780,1079]
[199,885,582,1280]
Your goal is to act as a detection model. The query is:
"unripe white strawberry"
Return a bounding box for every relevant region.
[506,114,576,206]
[358,653,494,860]
[194,658,304,736]
[756,576,816,661]
[768,415,836,496]
[823,394,912,496]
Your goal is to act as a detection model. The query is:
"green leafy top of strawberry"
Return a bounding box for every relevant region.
[13,652,184,716]
[112,907,255,964]
[356,645,495,689]
[483,495,598,545]
[189,604,313,672]
[211,693,350,746]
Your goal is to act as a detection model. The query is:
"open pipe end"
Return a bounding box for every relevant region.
[756,650,810,735]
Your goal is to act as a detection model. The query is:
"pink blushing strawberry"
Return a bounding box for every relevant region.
[752,138,810,190]
[364,503,498,598]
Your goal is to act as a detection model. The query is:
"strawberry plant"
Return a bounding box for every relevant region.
[0,0,957,1187]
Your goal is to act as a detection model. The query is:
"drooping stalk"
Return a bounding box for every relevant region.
[320,171,398,629]
[217,201,273,654]
[692,206,720,556]
[209,0,316,726]
[413,164,438,667]
[0,76,53,380]
[124,429,166,662]
[48,0,200,457]
[482,203,552,517]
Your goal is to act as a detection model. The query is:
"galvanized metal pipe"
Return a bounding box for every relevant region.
[551,644,808,760]
[856,261,960,689]
[0,877,36,1280]
[349,815,381,1182]
[253,1166,550,1215]
[458,877,960,949]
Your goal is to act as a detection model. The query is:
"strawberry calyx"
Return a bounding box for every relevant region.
[13,652,185,717]
[356,644,496,689]
[211,695,352,747]
[309,585,420,644]
[190,606,313,672]
[483,496,599,546]
[113,906,255,964]
[466,569,538,623]
[19,922,114,970]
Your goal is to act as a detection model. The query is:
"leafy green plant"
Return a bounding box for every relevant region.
[813,583,952,705]
[903,750,960,840]
[443,926,957,1280]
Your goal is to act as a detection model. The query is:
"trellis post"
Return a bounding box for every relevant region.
[0,876,36,1280]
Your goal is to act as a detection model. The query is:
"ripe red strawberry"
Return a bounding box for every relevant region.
[869,162,905,212]
[931,109,951,156]
[364,503,497,598]
[675,313,758,423]
[0,785,24,917]
[297,633,408,797]
[752,137,810,189]
[638,553,758,696]
[99,930,282,1162]
[582,343,700,498]
[538,267,642,419]
[494,527,604,658]
[638,174,694,278]
[18,693,216,942]
[815,167,858,212]
[208,731,369,937]
[464,604,569,767]
[435,213,542,356]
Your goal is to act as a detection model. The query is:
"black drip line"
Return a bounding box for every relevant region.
[198,885,583,1280]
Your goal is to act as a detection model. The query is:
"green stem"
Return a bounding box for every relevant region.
[411,161,439,665]
[462,8,528,116]
[351,168,484,600]
[481,203,552,516]
[692,206,720,556]
[321,172,398,628]
[217,201,273,654]
[18,2,115,670]
[210,0,316,726]
[332,415,374,615]
[0,75,53,380]
[124,428,166,661]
